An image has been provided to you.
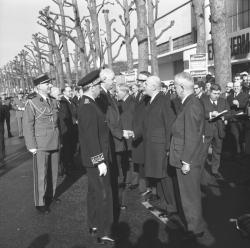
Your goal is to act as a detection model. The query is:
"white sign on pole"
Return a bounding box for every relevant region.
[189,53,208,78]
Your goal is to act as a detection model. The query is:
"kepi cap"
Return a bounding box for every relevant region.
[33,73,51,86]
[78,69,101,87]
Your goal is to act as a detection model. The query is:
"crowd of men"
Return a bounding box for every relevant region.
[1,68,250,245]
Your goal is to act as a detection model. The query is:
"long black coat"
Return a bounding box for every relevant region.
[78,95,110,167]
[142,92,175,178]
[132,95,150,164]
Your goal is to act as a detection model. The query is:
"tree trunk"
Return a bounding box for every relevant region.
[103,10,113,69]
[87,0,101,68]
[72,0,89,76]
[85,19,97,68]
[209,0,231,91]
[135,0,149,73]
[147,0,158,76]
[123,0,133,72]
[33,35,43,74]
[74,42,79,83]
[47,28,65,89]
[192,0,206,53]
[58,0,72,85]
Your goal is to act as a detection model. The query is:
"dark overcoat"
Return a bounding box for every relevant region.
[143,92,175,178]
[78,95,110,167]
[132,95,150,164]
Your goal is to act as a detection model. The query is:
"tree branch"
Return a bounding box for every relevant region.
[113,41,124,61]
[113,28,125,39]
[111,34,121,46]
[156,20,174,40]
[49,11,75,22]
[115,0,125,11]
[119,14,125,26]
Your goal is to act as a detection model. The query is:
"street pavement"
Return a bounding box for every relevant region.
[1,112,250,248]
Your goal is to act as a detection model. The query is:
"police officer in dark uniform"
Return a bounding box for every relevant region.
[23,74,60,214]
[77,70,114,244]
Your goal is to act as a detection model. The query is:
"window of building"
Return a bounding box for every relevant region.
[227,0,250,33]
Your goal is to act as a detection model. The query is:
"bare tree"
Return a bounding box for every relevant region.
[38,7,65,88]
[192,0,206,53]
[209,0,231,91]
[134,0,149,73]
[114,0,135,72]
[147,0,174,75]
[50,0,72,85]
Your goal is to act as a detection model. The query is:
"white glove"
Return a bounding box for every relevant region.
[29,148,37,154]
[98,162,107,176]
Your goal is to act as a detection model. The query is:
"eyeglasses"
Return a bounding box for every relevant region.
[194,87,199,90]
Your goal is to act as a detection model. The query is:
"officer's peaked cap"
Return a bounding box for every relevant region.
[33,73,51,86]
[78,69,101,87]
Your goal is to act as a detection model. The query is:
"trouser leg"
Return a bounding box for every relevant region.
[17,116,23,137]
[211,132,223,174]
[176,167,205,233]
[33,151,48,206]
[157,171,177,213]
[87,167,113,237]
[51,150,59,197]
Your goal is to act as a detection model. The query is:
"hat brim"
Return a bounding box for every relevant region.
[39,79,52,84]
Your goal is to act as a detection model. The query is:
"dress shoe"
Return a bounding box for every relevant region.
[89,227,98,236]
[212,172,224,180]
[35,206,50,214]
[54,198,61,204]
[128,184,139,190]
[97,236,115,244]
[148,194,160,203]
[182,231,204,240]
[120,205,127,210]
[141,189,152,196]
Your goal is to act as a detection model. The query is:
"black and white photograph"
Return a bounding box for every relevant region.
[0,0,250,247]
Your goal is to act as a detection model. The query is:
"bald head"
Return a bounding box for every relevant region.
[100,68,115,91]
[174,72,194,99]
[144,76,161,97]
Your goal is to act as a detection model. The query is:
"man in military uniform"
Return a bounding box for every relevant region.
[23,73,60,214]
[1,94,13,138]
[77,70,114,244]
[13,92,25,138]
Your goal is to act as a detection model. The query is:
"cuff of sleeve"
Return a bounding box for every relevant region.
[91,153,105,166]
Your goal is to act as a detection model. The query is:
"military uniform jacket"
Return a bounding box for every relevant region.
[13,97,25,118]
[23,93,59,151]
[78,95,110,168]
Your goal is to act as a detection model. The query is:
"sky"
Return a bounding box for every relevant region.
[0,0,188,68]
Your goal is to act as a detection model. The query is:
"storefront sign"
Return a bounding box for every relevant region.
[189,53,207,77]
[208,28,250,63]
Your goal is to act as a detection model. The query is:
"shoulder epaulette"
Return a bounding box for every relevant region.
[27,92,37,99]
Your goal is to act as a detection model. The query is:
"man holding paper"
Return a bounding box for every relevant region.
[201,84,230,178]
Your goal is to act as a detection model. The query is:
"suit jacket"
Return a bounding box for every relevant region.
[23,94,59,151]
[142,92,175,178]
[119,95,136,151]
[170,94,205,168]
[59,96,74,138]
[201,96,230,138]
[227,91,248,118]
[78,95,110,167]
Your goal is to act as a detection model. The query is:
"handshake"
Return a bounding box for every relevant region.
[123,130,135,139]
